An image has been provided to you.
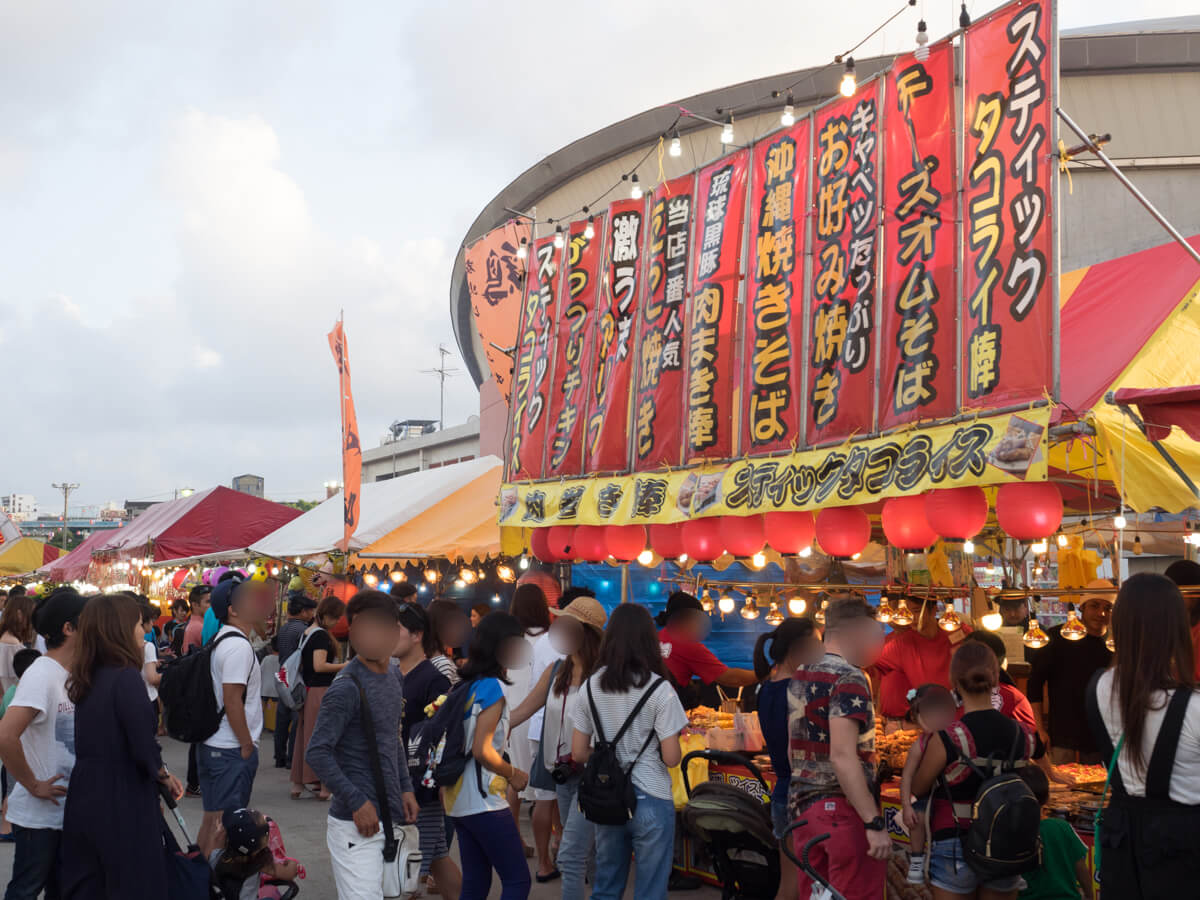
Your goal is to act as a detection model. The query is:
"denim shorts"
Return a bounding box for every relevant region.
[770,799,790,840]
[928,838,1023,894]
[198,743,257,813]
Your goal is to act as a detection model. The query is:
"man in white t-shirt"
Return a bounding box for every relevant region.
[198,572,267,849]
[0,586,88,900]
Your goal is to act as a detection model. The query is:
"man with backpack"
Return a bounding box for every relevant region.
[272,587,316,769]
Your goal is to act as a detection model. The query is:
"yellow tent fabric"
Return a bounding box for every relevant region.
[354,465,502,563]
[0,539,66,577]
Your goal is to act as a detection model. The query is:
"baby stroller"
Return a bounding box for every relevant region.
[679,749,779,900]
[779,820,847,900]
[159,783,299,900]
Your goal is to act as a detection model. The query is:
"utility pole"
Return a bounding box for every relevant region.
[421,344,460,431]
[50,482,79,549]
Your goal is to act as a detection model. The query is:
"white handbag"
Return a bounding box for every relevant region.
[382,823,423,898]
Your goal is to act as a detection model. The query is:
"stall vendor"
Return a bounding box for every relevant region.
[873,597,970,719]
[657,592,756,707]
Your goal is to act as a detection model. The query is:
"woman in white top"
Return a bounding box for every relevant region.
[572,603,688,900]
[511,595,607,900]
[1090,573,1200,899]
[0,595,36,693]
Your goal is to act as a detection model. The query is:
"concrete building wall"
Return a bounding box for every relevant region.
[361,418,481,482]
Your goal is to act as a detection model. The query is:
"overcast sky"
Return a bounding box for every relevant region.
[1,0,1192,509]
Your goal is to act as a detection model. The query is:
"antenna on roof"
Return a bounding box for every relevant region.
[420,344,461,431]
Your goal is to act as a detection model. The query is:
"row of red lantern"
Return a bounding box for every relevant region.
[880,482,1063,549]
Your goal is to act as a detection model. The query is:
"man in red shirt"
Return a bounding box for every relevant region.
[873,598,970,719]
[657,592,756,694]
[182,585,211,653]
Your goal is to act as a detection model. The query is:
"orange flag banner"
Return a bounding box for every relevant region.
[328,320,362,552]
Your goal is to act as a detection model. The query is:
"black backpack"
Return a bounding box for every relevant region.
[578,677,665,826]
[415,679,488,799]
[159,631,252,744]
[942,726,1042,880]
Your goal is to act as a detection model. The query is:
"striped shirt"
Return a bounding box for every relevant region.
[430,654,459,686]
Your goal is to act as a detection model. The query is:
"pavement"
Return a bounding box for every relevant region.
[0,736,725,899]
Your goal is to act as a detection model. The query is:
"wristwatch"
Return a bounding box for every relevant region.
[864,815,886,832]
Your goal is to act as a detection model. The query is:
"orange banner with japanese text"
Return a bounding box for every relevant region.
[463,221,531,401]
[327,321,362,552]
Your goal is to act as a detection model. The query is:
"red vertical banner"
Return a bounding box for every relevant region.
[507,236,562,479]
[809,88,882,444]
[879,43,958,430]
[633,175,694,471]
[962,0,1055,408]
[327,320,361,552]
[685,150,748,462]
[743,120,810,455]
[545,217,605,478]
[584,199,644,473]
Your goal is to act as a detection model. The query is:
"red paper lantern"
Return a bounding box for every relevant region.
[530,528,560,563]
[547,525,576,561]
[681,518,724,562]
[815,506,872,558]
[764,510,816,554]
[649,522,686,560]
[605,524,647,562]
[996,482,1063,541]
[718,514,766,558]
[880,495,937,550]
[574,524,609,562]
[925,486,989,541]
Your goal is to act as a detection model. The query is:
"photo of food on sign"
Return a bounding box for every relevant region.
[677,471,724,517]
[498,485,518,521]
[987,414,1046,477]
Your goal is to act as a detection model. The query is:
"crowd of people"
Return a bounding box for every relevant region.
[0,559,1193,900]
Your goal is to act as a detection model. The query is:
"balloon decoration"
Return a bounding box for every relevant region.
[573,524,609,562]
[209,565,230,585]
[171,568,190,590]
[764,510,816,554]
[681,518,724,562]
[530,528,560,563]
[995,482,1063,541]
[815,506,872,559]
[547,525,577,561]
[718,514,766,558]
[880,495,937,550]
[925,486,989,541]
[649,522,686,560]
[605,524,647,562]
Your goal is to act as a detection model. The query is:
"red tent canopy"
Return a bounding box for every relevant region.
[1113,385,1200,442]
[39,529,112,583]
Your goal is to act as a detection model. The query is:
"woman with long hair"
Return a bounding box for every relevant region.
[0,594,36,692]
[571,603,688,900]
[290,595,346,800]
[1090,573,1200,898]
[753,617,822,900]
[60,592,183,899]
[446,612,533,900]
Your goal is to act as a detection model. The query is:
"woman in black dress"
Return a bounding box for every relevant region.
[61,592,183,899]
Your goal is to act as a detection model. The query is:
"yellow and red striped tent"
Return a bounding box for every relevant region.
[0,538,66,577]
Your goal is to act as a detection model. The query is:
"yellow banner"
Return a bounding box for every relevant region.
[498,408,1050,526]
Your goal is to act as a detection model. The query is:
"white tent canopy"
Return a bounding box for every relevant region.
[250,456,501,559]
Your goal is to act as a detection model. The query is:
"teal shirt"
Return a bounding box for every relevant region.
[1020,817,1089,900]
[0,684,15,718]
[201,607,219,646]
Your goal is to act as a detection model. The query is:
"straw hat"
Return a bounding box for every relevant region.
[552,596,607,633]
[1080,578,1115,607]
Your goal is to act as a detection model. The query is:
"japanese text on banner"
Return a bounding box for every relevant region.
[810,88,882,442]
[463,222,530,401]
[880,42,958,429]
[962,0,1055,408]
[508,236,561,479]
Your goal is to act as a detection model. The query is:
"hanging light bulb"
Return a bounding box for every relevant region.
[1061,605,1087,641]
[981,604,1003,631]
[454,578,465,589]
[1106,629,1115,652]
[788,595,807,616]
[668,127,682,158]
[1031,539,1049,554]
[271,566,280,576]
[938,602,963,632]
[363,573,379,587]
[780,92,796,127]
[892,597,914,626]
[584,216,595,240]
[741,596,760,620]
[424,568,439,583]
[495,565,514,583]
[718,593,735,615]
[635,549,653,566]
[518,555,529,570]
[765,602,785,626]
[798,546,813,558]
[1023,617,1050,649]
[915,19,930,61]
[678,553,689,564]
[876,593,894,624]
[1114,512,1128,530]
[516,237,528,260]
[1133,535,1144,555]
[459,567,477,584]
[851,552,862,561]
[720,114,734,145]
[1056,533,1069,549]
[553,225,564,249]
[700,590,716,613]
[814,599,829,625]
[751,551,767,569]
[839,57,857,97]
[963,539,975,555]
[630,173,642,199]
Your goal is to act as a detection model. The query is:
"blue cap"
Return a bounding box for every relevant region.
[210,570,246,622]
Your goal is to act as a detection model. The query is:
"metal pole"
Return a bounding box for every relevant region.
[1056,107,1200,269]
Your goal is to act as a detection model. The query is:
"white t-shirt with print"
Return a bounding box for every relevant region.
[443,677,510,818]
[207,625,263,750]
[143,641,159,702]
[6,656,75,830]
[572,668,688,802]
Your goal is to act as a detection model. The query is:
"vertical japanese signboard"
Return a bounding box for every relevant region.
[743,120,810,456]
[545,217,605,478]
[584,199,644,473]
[463,222,530,402]
[809,88,881,444]
[879,43,958,430]
[685,150,748,462]
[507,236,561,479]
[962,0,1055,409]
[633,175,694,471]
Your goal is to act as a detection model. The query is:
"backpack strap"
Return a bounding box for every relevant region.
[611,678,666,747]
[1085,669,1126,796]
[1144,685,1193,800]
[347,671,398,864]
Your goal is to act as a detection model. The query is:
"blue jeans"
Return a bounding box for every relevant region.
[198,743,257,813]
[555,778,596,900]
[592,792,675,900]
[452,809,531,900]
[4,825,61,900]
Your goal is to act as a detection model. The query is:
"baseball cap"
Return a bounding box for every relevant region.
[222,808,268,856]
[210,570,246,622]
[33,587,89,642]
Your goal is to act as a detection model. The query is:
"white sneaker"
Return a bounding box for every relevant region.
[907,853,926,884]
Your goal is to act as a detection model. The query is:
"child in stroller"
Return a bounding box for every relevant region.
[207,808,304,900]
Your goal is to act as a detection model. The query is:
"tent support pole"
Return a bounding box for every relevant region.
[1107,399,1200,500]
[1056,107,1200,270]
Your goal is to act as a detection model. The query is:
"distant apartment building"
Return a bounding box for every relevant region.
[1,494,37,522]
[232,474,265,498]
[362,417,481,483]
